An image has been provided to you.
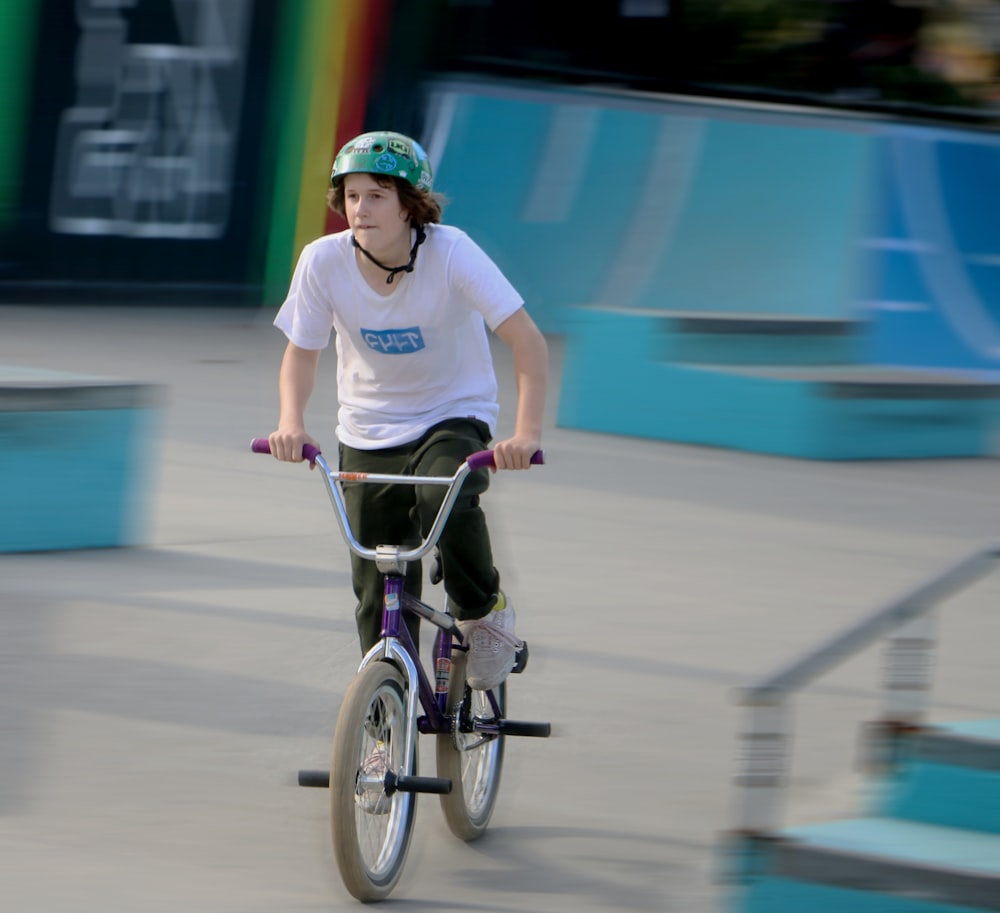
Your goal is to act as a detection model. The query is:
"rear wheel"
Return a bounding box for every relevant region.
[436,651,506,840]
[330,662,415,901]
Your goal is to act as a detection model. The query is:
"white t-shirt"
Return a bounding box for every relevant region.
[274,223,524,449]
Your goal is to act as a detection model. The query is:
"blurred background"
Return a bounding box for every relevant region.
[3,0,1000,457]
[4,5,1000,911]
[3,0,998,305]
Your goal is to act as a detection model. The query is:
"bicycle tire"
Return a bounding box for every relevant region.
[436,651,506,840]
[330,661,416,901]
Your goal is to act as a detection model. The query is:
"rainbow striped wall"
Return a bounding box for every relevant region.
[261,0,391,305]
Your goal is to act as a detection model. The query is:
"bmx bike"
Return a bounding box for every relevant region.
[251,439,551,901]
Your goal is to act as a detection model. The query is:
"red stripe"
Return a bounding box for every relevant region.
[324,0,394,235]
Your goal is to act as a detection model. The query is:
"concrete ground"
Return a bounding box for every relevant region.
[2,304,999,912]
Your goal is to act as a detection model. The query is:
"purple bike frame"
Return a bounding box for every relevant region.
[250,437,538,738]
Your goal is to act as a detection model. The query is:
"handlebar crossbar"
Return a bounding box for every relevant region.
[251,438,542,564]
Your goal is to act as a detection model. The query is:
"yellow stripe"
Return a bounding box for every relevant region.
[291,0,356,259]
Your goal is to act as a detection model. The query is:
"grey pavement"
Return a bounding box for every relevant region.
[2,304,1000,912]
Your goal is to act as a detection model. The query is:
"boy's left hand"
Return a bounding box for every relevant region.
[492,435,541,470]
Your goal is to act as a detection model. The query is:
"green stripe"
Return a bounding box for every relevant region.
[258,0,316,307]
[0,0,41,226]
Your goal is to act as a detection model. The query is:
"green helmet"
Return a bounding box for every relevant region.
[331,131,433,191]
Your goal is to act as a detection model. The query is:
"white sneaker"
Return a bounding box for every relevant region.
[457,593,524,691]
[356,742,390,815]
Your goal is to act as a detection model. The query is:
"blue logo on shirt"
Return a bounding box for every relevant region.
[361,326,425,354]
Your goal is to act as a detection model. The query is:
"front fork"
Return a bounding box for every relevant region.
[357,573,459,775]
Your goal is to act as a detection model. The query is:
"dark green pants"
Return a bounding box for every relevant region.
[339,418,501,653]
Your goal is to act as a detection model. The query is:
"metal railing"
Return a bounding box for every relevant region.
[732,543,1000,836]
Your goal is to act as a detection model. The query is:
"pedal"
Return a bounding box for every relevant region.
[298,769,329,788]
[512,640,529,674]
[386,771,452,795]
[498,719,551,738]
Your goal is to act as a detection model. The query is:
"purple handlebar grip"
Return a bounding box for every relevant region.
[467,449,544,471]
[250,437,321,463]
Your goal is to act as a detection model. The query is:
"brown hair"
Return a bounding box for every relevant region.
[327,175,445,227]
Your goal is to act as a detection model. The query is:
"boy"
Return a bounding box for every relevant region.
[266,131,547,690]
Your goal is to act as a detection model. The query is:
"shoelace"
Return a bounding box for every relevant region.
[469,617,524,650]
[363,746,386,777]
[358,744,389,813]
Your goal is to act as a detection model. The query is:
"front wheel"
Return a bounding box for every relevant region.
[436,651,506,840]
[330,661,415,901]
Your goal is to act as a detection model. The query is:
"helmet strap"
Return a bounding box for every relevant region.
[352,225,427,285]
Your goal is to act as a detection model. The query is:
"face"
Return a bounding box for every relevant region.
[343,173,410,257]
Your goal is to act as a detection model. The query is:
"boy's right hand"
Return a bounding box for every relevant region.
[267,426,320,464]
